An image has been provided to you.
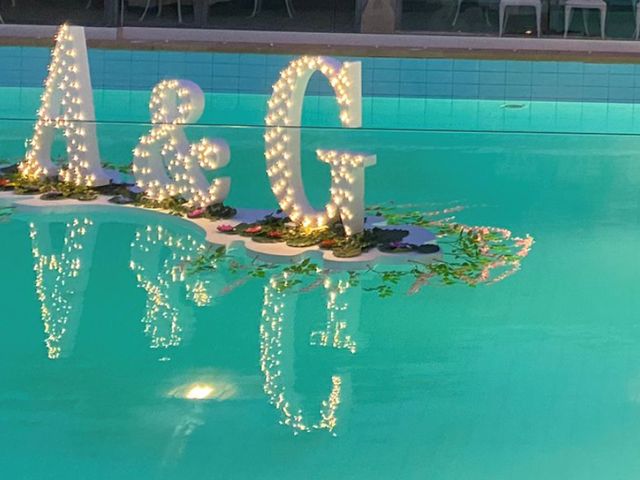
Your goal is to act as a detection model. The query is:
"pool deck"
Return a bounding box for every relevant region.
[2,23,640,63]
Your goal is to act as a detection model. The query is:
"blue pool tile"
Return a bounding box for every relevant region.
[530,72,558,85]
[583,74,608,87]
[0,46,22,58]
[530,84,558,100]
[184,52,213,64]
[373,68,400,82]
[238,63,267,78]
[104,60,133,76]
[213,62,239,77]
[453,59,480,71]
[608,74,634,87]
[103,50,132,62]
[453,70,479,84]
[21,46,50,59]
[557,62,584,74]
[583,63,610,74]
[129,75,155,90]
[427,70,453,83]
[240,54,267,65]
[478,84,505,99]
[479,60,506,71]
[555,85,583,101]
[505,84,532,99]
[373,57,401,70]
[532,61,558,73]
[608,64,634,75]
[505,72,531,85]
[213,53,240,64]
[505,61,532,73]
[400,69,426,83]
[401,82,427,97]
[0,70,21,86]
[452,83,479,98]
[3,56,23,71]
[20,56,48,73]
[130,50,159,63]
[372,81,401,96]
[425,59,453,70]
[427,83,453,97]
[608,87,634,102]
[557,73,583,87]
[582,85,608,100]
[188,74,214,92]
[400,58,425,70]
[479,71,506,84]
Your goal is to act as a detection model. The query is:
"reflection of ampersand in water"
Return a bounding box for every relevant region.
[29,217,97,359]
[260,271,360,435]
[130,225,216,350]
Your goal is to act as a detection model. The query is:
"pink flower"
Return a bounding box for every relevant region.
[245,225,262,234]
[217,224,234,233]
[187,208,206,219]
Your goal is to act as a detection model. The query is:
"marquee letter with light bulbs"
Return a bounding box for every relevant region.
[132,79,230,208]
[265,56,376,236]
[19,24,111,187]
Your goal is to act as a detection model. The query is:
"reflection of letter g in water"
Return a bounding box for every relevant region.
[133,79,230,208]
[260,272,360,434]
[265,56,376,236]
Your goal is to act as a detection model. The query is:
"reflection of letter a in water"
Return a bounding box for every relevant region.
[260,272,361,435]
[29,217,98,359]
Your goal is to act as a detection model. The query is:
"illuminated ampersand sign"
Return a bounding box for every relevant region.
[19,24,110,186]
[265,56,376,236]
[133,79,230,208]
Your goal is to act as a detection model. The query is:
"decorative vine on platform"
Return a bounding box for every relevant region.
[183,203,534,298]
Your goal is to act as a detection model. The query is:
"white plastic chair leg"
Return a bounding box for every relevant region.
[120,0,125,25]
[156,0,163,17]
[582,8,589,35]
[140,0,153,20]
[177,0,182,23]
[536,4,541,37]
[452,0,463,26]
[600,7,606,38]
[251,0,261,17]
[564,5,573,37]
[85,0,92,8]
[285,0,294,18]
[499,4,506,36]
[635,8,640,39]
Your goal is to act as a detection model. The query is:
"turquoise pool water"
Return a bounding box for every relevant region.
[3,84,640,479]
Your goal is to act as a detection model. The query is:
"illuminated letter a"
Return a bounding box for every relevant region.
[19,24,110,186]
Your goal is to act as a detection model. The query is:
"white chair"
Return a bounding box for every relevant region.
[564,0,606,38]
[499,0,542,36]
[252,0,294,18]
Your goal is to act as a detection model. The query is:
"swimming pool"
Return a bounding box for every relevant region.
[2,47,640,479]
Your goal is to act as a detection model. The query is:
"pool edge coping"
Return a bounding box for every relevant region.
[1,24,640,63]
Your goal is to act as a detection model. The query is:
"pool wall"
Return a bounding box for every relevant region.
[2,46,640,104]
